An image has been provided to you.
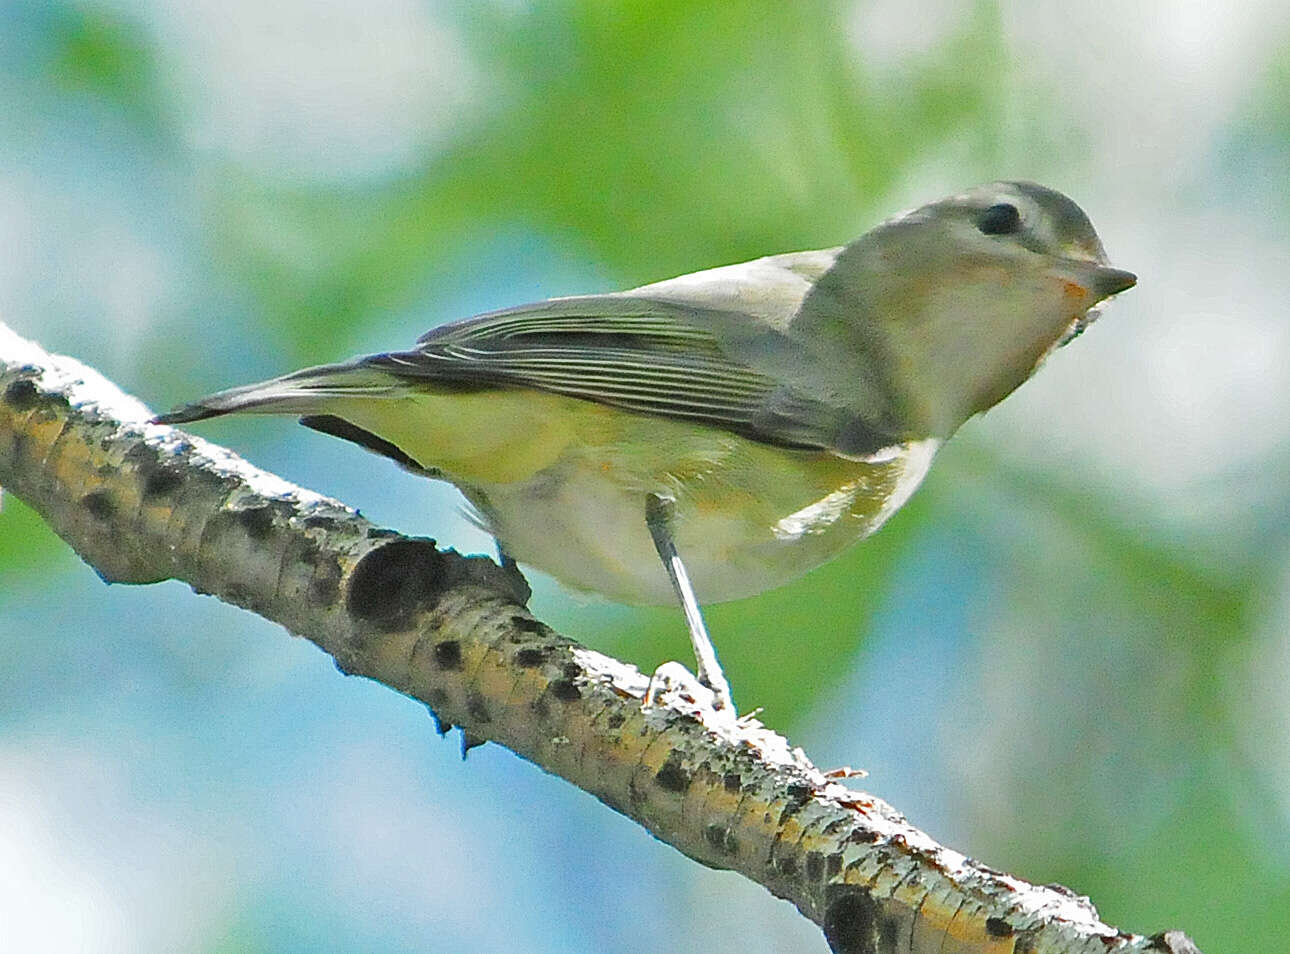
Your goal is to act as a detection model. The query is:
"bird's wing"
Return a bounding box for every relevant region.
[361,294,852,451]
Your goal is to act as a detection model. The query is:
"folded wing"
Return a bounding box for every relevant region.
[362,295,854,451]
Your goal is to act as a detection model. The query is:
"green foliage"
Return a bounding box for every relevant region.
[1061,783,1290,954]
[45,4,164,122]
[0,493,70,584]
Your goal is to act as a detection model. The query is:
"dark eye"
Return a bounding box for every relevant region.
[978,202,1022,235]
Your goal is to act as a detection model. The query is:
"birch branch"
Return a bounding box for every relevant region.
[0,322,1200,954]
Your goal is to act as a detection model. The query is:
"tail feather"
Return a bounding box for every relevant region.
[152,361,402,425]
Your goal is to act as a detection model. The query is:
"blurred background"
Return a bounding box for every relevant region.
[2,0,1288,950]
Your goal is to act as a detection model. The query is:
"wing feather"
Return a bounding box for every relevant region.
[366,295,846,450]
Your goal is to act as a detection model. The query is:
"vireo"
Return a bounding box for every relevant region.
[156,181,1135,713]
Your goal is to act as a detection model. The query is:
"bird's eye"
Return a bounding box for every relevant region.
[977,202,1022,235]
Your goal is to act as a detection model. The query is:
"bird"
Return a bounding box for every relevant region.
[155,181,1136,714]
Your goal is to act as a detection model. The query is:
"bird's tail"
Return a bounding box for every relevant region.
[152,361,403,425]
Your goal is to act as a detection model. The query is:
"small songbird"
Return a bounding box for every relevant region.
[156,181,1135,714]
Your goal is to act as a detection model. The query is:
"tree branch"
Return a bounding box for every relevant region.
[0,323,1200,954]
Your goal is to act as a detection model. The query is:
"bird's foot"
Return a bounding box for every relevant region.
[643,661,736,722]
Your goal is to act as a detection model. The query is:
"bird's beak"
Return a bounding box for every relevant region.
[1058,261,1138,303]
[1088,266,1137,300]
[1051,263,1136,347]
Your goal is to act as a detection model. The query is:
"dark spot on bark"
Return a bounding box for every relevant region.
[123,442,154,465]
[124,445,184,499]
[606,712,625,729]
[4,378,39,409]
[826,854,842,878]
[302,513,341,530]
[704,824,738,856]
[774,852,798,877]
[723,772,742,793]
[805,850,825,881]
[514,647,545,668]
[82,489,115,521]
[848,827,881,844]
[985,916,1014,937]
[1015,933,1039,954]
[433,640,463,670]
[562,661,582,680]
[235,504,276,539]
[511,615,546,634]
[821,885,879,954]
[366,527,400,539]
[531,696,550,720]
[654,753,690,793]
[779,782,813,823]
[142,464,183,499]
[466,691,491,724]
[425,688,449,712]
[549,678,581,702]
[346,539,446,630]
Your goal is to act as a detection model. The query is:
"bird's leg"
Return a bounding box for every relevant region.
[643,493,734,714]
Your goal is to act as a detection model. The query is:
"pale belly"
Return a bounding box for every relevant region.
[456,434,939,606]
